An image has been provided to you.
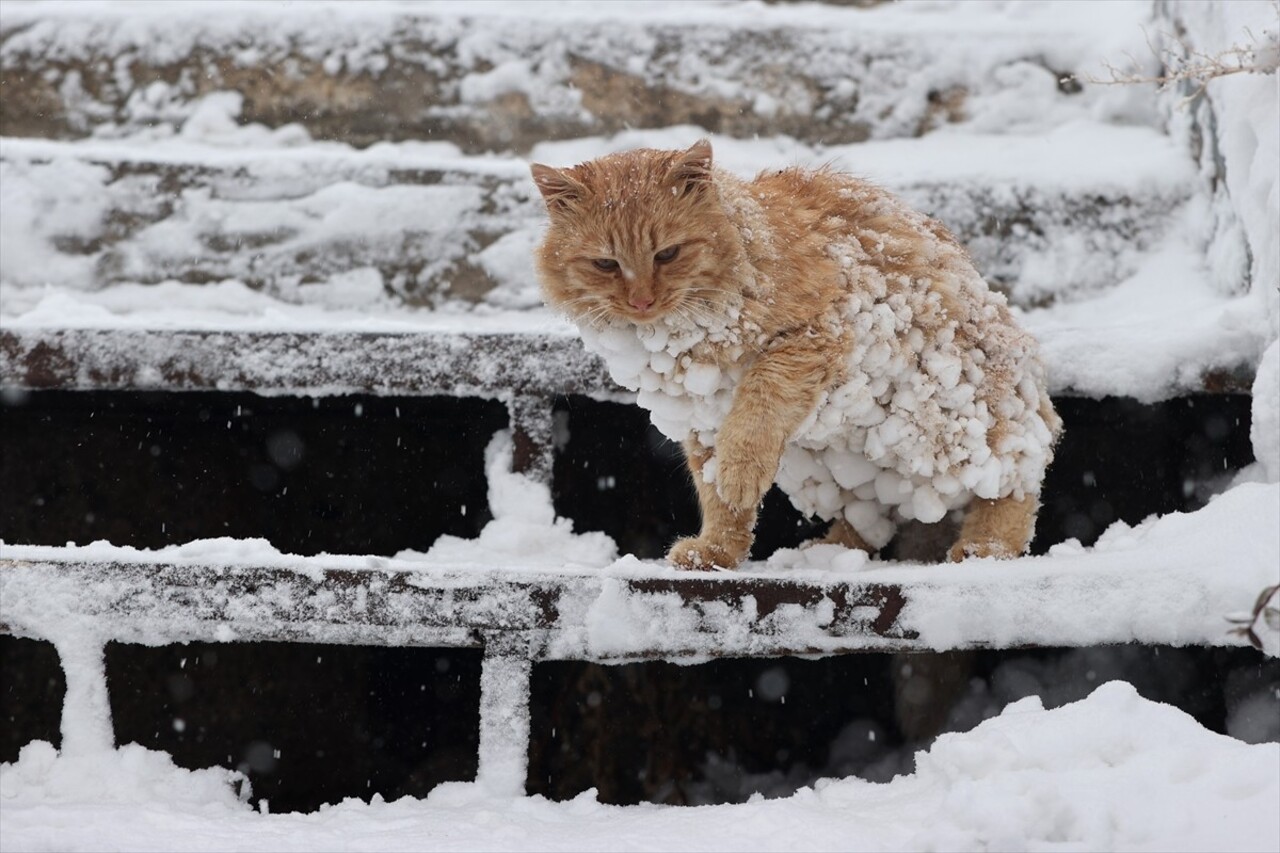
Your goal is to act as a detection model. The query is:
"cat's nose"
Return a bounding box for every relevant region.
[629,295,655,310]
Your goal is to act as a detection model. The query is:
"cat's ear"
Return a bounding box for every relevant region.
[530,163,585,214]
[667,139,714,196]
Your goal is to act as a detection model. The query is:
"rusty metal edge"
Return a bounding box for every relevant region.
[0,557,919,659]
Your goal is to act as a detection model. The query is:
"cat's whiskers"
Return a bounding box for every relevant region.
[677,296,737,331]
[555,294,607,321]
[581,304,617,330]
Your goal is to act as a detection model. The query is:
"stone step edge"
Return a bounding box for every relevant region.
[0,132,1192,198]
[0,2,1124,151]
[0,327,1254,403]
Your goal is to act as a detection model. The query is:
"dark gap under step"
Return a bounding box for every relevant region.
[1,390,1254,558]
[3,638,1275,812]
[102,642,482,815]
[0,391,505,555]
[529,647,1280,806]
[553,393,1254,558]
[1,636,65,759]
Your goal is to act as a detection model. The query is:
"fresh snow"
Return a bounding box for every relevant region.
[1254,340,1280,483]
[1,682,1277,852]
[1,117,1265,399]
[3,477,1277,657]
[3,0,1275,400]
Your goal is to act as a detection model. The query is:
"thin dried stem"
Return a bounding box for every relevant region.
[1079,11,1279,110]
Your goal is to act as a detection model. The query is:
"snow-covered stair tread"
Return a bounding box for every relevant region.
[0,326,614,400]
[2,481,1276,658]
[0,0,1150,150]
[3,119,1264,401]
[0,121,1194,311]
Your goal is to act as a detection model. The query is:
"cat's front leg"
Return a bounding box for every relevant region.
[669,334,834,570]
[668,439,756,571]
[713,333,834,514]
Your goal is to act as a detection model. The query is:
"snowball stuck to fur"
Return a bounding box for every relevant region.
[555,157,1060,551]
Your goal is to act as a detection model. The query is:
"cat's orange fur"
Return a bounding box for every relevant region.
[532,140,1061,569]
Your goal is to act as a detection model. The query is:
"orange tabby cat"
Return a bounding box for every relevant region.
[531,140,1062,570]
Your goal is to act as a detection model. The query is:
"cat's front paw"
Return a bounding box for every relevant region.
[667,536,750,571]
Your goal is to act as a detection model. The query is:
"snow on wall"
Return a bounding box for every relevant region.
[1152,1,1280,469]
[1161,2,1280,337]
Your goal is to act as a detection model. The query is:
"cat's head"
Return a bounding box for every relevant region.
[530,140,739,327]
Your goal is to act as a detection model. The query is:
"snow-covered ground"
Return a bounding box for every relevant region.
[2,682,1277,852]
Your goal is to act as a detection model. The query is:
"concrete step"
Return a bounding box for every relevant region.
[0,124,1194,312]
[0,0,1132,152]
[0,322,1254,414]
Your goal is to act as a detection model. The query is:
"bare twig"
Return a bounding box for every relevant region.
[1078,13,1279,109]
[1227,583,1280,652]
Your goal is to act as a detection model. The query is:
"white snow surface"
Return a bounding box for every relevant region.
[4,479,1277,656]
[2,681,1277,852]
[2,3,1278,850]
[1170,0,1280,337]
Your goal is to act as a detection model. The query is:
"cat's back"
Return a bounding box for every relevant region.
[750,166,970,276]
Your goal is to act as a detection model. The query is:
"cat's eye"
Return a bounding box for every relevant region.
[592,258,619,272]
[654,245,680,264]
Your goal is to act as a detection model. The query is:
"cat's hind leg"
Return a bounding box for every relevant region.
[814,514,875,548]
[668,440,756,570]
[842,498,896,554]
[948,494,1038,561]
[815,517,877,552]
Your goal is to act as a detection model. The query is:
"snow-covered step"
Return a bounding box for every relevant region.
[0,123,1195,312]
[0,554,915,657]
[0,326,611,399]
[0,0,1147,151]
[2,481,1275,657]
[0,315,1258,410]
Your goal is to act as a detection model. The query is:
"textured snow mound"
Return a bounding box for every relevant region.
[0,740,248,808]
[2,681,1276,852]
[417,430,618,569]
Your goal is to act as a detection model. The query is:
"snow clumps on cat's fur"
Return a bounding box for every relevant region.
[533,140,1062,565]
